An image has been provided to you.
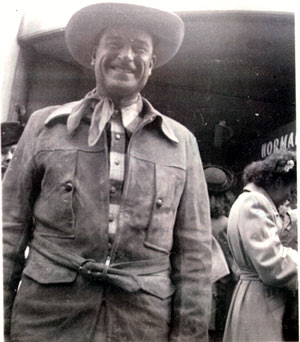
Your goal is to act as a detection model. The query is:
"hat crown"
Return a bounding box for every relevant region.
[205,167,227,185]
[1,122,24,148]
[204,165,235,193]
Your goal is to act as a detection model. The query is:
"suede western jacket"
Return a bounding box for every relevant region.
[3,97,212,342]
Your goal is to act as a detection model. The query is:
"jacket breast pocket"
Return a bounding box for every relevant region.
[144,163,185,253]
[33,150,78,238]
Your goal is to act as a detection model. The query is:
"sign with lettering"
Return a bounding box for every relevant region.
[260,121,296,159]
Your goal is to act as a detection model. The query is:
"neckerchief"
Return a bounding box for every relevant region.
[67,89,116,146]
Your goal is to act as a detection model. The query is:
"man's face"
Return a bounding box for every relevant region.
[1,144,17,175]
[93,25,156,103]
[272,180,296,208]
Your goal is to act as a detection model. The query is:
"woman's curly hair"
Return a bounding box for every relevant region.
[242,150,296,187]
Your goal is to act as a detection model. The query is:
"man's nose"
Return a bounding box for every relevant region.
[118,46,134,61]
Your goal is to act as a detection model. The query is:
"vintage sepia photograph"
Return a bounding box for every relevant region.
[1,0,298,341]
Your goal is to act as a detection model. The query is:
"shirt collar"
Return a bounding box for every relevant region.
[120,95,143,135]
[44,94,179,143]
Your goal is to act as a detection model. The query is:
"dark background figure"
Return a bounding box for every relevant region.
[1,121,24,177]
[223,150,298,342]
[204,165,237,342]
[279,193,298,342]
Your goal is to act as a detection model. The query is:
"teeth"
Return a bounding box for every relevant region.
[114,67,133,73]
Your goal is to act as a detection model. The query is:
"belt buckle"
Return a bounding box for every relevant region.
[103,256,111,277]
[78,256,111,281]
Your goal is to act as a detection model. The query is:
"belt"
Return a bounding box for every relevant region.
[239,271,260,281]
[30,235,171,293]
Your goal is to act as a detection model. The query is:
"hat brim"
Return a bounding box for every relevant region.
[65,3,184,69]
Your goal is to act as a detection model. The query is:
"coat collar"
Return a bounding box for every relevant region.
[141,98,179,143]
[44,97,179,144]
[44,101,81,124]
[244,183,278,213]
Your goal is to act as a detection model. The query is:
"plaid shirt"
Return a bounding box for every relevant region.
[65,90,144,243]
[107,97,143,243]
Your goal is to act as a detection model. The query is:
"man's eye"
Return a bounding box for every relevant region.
[107,42,120,48]
[134,46,147,53]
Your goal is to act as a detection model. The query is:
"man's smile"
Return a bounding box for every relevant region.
[109,63,136,75]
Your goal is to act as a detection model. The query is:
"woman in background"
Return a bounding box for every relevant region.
[204,166,237,342]
[223,151,298,342]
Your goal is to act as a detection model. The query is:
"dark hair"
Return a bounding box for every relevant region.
[242,150,296,187]
[209,191,235,218]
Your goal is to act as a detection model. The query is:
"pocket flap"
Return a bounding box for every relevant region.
[23,260,77,284]
[139,272,175,299]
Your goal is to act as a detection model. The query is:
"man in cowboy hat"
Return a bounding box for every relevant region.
[3,3,211,342]
[1,121,24,177]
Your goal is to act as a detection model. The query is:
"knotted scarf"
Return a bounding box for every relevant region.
[67,89,116,146]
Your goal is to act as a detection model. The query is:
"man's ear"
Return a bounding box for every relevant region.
[148,55,157,76]
[90,47,96,66]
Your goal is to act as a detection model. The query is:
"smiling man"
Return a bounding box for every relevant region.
[2,3,212,342]
[93,25,155,104]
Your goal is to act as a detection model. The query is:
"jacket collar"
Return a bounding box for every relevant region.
[44,101,81,124]
[244,183,278,213]
[44,96,179,143]
[141,98,179,143]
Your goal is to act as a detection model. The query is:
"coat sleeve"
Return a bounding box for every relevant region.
[279,209,298,250]
[169,133,212,342]
[2,112,42,337]
[238,193,298,290]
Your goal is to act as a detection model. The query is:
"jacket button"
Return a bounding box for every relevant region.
[156,198,163,207]
[110,186,117,194]
[64,182,73,192]
[109,214,114,222]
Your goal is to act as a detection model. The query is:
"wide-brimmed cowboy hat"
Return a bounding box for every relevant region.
[204,165,236,193]
[65,2,185,69]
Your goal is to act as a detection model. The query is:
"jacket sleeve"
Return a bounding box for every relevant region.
[239,193,298,290]
[169,133,212,342]
[2,113,41,337]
